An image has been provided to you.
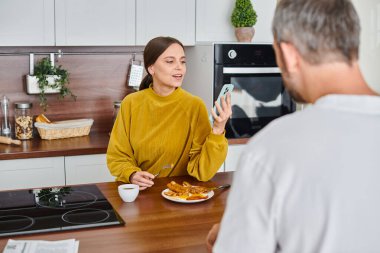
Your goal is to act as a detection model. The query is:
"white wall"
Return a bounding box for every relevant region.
[253,0,276,43]
[196,0,276,43]
[352,0,380,94]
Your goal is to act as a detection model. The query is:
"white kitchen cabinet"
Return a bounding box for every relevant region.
[224,144,245,172]
[55,0,135,46]
[0,154,114,191]
[65,154,115,185]
[0,157,65,191]
[218,163,225,173]
[196,0,276,43]
[135,0,195,45]
[0,0,55,46]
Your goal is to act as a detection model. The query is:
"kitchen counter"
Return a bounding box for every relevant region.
[0,132,110,160]
[0,132,249,160]
[0,172,233,253]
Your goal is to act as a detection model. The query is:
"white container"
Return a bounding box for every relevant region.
[118,184,139,202]
[26,75,61,94]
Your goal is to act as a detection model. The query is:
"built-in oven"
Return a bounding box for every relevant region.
[184,43,296,139]
[214,44,295,138]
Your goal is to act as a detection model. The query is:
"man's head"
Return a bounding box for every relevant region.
[272,0,361,102]
[273,0,360,65]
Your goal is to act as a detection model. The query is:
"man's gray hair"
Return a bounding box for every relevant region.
[272,0,360,64]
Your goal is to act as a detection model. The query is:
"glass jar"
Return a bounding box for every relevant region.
[1,95,11,137]
[14,102,33,140]
[113,101,121,123]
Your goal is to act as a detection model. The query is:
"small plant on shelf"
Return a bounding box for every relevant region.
[231,0,258,42]
[34,57,76,111]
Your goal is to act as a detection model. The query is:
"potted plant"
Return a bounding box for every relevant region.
[27,57,76,111]
[231,0,258,42]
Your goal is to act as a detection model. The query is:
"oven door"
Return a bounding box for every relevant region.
[215,66,295,138]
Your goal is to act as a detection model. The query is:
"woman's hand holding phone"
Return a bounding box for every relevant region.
[210,88,232,135]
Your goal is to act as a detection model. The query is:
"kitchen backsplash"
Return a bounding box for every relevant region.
[0,46,144,133]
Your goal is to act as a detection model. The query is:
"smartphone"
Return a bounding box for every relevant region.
[209,84,234,123]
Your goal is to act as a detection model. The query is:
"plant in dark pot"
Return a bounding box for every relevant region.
[33,57,76,111]
[231,0,258,42]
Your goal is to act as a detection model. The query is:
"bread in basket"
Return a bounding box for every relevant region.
[35,117,94,140]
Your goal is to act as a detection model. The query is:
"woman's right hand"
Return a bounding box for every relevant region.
[130,171,155,190]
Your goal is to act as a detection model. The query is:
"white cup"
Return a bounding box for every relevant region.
[118,184,139,202]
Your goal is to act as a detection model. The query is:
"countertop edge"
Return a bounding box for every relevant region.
[0,133,249,160]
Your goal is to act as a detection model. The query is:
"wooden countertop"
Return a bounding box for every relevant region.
[0,132,249,160]
[0,172,233,253]
[0,132,110,160]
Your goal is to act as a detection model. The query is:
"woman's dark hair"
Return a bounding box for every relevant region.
[139,36,185,91]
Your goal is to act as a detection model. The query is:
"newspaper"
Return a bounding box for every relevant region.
[2,239,79,253]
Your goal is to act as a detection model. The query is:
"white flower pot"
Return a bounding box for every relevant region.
[26,75,61,94]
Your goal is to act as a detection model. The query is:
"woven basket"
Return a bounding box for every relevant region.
[35,119,94,140]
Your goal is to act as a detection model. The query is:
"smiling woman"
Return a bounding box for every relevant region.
[107,36,232,190]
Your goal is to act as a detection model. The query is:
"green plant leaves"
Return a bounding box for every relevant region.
[231,0,258,28]
[34,57,76,111]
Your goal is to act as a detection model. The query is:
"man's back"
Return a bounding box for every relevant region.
[208,1,380,252]
[215,94,380,252]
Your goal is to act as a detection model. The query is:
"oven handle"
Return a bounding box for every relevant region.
[223,67,281,74]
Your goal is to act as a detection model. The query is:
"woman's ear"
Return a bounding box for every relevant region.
[148,66,154,75]
[279,42,301,74]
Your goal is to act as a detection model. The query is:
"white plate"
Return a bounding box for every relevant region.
[161,188,214,204]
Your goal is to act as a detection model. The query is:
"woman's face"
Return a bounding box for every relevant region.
[148,43,186,93]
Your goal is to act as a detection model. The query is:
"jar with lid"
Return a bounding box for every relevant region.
[14,102,33,140]
[113,101,121,123]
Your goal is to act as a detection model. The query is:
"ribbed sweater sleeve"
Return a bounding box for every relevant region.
[107,97,140,183]
[187,100,228,181]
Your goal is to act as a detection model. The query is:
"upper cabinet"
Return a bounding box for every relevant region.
[0,0,277,46]
[0,0,195,46]
[55,0,135,46]
[0,0,55,46]
[196,0,277,43]
[135,0,195,45]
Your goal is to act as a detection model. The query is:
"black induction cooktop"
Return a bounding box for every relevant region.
[0,185,125,237]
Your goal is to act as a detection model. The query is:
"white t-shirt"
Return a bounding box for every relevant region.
[214,94,380,253]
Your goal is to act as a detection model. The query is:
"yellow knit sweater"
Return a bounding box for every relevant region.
[107,87,228,183]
